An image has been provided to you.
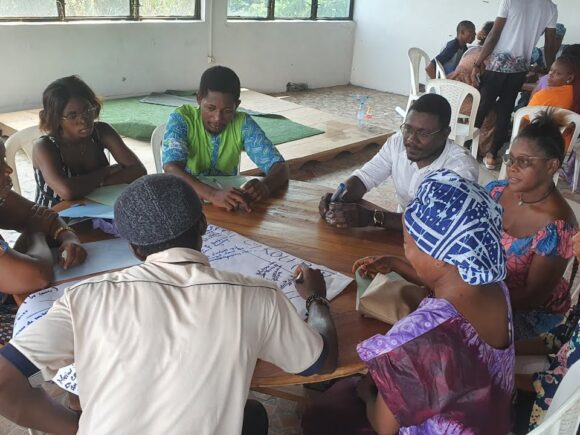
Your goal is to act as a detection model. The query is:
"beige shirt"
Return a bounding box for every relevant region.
[9,248,323,435]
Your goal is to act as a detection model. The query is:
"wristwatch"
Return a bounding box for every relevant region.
[372,210,385,227]
[474,62,482,69]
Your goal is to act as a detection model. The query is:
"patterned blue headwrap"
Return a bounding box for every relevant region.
[404,169,506,285]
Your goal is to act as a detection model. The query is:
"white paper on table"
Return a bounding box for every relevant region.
[14,280,83,337]
[53,238,141,282]
[202,225,353,315]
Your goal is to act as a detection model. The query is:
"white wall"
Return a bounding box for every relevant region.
[0,0,355,112]
[211,0,355,96]
[351,0,580,96]
[0,21,208,113]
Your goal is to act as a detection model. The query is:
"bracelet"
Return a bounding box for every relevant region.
[53,225,76,240]
[306,294,330,314]
[474,62,482,69]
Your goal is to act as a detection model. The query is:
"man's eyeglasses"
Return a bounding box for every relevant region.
[61,106,98,122]
[502,154,550,169]
[400,123,442,140]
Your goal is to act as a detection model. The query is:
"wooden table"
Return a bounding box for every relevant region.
[57,180,403,391]
[237,90,394,174]
[201,180,403,388]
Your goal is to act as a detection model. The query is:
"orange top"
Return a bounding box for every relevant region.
[529,84,574,109]
[529,85,574,152]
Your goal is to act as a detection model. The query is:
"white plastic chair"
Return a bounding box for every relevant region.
[498,106,580,183]
[435,59,447,79]
[4,125,42,195]
[527,360,580,434]
[150,123,165,174]
[399,47,431,118]
[425,79,481,158]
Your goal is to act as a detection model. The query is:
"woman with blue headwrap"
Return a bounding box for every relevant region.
[302,169,514,434]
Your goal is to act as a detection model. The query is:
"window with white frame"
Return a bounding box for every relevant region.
[227,0,353,20]
[0,0,201,21]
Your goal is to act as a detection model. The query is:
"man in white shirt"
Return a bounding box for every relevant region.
[0,174,337,435]
[319,94,478,231]
[472,0,558,168]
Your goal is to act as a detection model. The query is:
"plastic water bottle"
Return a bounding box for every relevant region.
[353,95,371,128]
[357,102,366,128]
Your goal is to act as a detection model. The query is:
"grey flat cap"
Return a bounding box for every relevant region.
[114,174,202,246]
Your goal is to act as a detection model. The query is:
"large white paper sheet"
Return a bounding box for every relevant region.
[53,238,141,282]
[50,226,352,315]
[202,225,352,314]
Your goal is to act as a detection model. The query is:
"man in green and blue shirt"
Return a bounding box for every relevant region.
[162,66,289,211]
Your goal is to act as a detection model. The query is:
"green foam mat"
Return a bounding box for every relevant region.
[99,97,323,144]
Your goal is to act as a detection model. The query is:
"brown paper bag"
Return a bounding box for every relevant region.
[357,272,428,325]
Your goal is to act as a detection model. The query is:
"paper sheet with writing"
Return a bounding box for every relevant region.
[202,225,352,314]
[48,225,351,316]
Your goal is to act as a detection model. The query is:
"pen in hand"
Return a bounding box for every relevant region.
[330,182,348,203]
[294,262,309,283]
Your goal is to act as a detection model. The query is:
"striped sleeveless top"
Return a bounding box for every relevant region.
[34,129,105,208]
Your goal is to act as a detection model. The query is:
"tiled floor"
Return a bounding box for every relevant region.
[2,84,580,434]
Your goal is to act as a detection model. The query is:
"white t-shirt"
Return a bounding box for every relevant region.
[488,0,557,73]
[5,248,323,435]
[351,132,479,212]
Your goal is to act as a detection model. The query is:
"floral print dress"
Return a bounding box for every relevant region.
[486,180,577,339]
[529,319,580,430]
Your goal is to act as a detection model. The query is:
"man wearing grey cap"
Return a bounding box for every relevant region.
[0,174,337,435]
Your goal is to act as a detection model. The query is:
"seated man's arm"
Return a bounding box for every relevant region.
[0,295,78,434]
[427,39,458,79]
[425,61,436,80]
[321,138,396,228]
[318,175,368,219]
[240,115,289,202]
[436,40,459,65]
[262,161,289,196]
[0,352,78,435]
[448,151,479,183]
[259,268,338,376]
[325,202,402,231]
[296,267,337,374]
[162,112,249,211]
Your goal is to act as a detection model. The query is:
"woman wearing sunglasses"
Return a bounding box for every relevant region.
[486,110,577,339]
[33,76,146,207]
